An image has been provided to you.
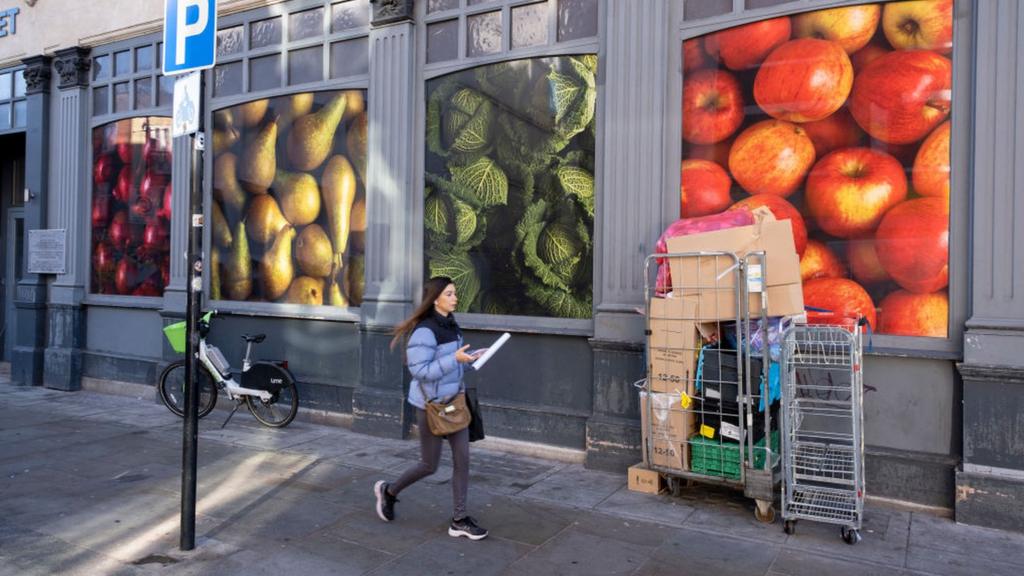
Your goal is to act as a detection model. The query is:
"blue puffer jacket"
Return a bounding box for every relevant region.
[406,325,466,409]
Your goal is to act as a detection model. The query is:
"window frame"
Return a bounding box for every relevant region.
[0,65,28,135]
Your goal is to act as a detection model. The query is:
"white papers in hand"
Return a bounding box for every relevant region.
[472,332,511,370]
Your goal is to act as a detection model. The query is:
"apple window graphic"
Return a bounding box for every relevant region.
[680,0,952,338]
[207,90,368,307]
[91,117,173,297]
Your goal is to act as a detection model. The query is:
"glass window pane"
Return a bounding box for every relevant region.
[114,50,131,76]
[468,0,496,5]
[113,82,130,112]
[422,56,598,318]
[0,72,10,100]
[213,61,243,97]
[250,54,282,92]
[135,45,154,72]
[93,55,110,80]
[217,25,245,57]
[13,100,26,128]
[512,3,548,50]
[331,0,369,32]
[427,0,458,13]
[14,70,25,97]
[330,38,369,78]
[134,78,153,109]
[289,46,323,85]
[157,43,163,68]
[0,103,10,130]
[467,11,502,57]
[158,76,174,107]
[557,0,598,42]
[250,17,283,49]
[290,7,324,41]
[426,19,458,64]
[93,86,109,116]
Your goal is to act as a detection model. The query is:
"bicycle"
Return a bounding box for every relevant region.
[159,311,299,428]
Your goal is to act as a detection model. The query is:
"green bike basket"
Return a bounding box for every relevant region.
[163,321,187,353]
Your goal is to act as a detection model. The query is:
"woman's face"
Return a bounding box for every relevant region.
[434,283,458,315]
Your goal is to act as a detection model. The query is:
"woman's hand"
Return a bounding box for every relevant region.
[455,344,478,364]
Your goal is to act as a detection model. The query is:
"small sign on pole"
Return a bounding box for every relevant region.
[172,72,201,137]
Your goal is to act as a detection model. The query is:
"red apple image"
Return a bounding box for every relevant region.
[803,277,877,329]
[792,4,880,54]
[869,138,920,166]
[728,194,808,256]
[882,0,953,54]
[850,42,890,74]
[806,147,908,238]
[683,38,708,73]
[682,69,745,144]
[686,137,733,169]
[115,257,140,295]
[912,121,950,199]
[849,50,952,144]
[92,241,117,284]
[91,193,110,229]
[680,159,732,218]
[93,153,117,185]
[728,119,816,197]
[753,38,853,123]
[704,16,791,71]
[875,197,949,293]
[878,289,948,337]
[802,108,866,157]
[113,165,136,204]
[800,239,847,282]
[846,237,892,286]
[108,210,132,251]
[116,141,132,165]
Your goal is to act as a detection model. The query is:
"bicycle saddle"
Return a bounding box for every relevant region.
[242,333,266,344]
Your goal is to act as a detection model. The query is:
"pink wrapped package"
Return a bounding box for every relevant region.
[654,208,754,295]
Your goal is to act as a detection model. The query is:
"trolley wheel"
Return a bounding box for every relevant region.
[754,500,775,524]
[667,476,683,497]
[841,526,861,545]
[783,519,796,535]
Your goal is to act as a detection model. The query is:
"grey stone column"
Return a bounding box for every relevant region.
[159,129,194,348]
[11,56,52,387]
[955,0,1024,532]
[585,0,677,471]
[43,47,91,391]
[352,0,416,437]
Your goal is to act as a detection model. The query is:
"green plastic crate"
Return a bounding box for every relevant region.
[689,431,779,480]
[163,321,187,353]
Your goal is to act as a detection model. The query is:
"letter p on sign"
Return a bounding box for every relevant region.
[163,0,217,76]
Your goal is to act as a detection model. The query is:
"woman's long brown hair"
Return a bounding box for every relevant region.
[389,276,454,351]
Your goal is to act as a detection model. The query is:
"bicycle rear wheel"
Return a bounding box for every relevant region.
[245,380,298,427]
[158,359,218,418]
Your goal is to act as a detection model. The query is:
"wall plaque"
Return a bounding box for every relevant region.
[27,229,66,274]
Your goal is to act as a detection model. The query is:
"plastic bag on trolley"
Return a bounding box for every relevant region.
[697,317,789,411]
[653,208,755,295]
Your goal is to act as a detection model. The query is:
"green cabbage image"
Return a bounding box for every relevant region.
[425,189,484,250]
[427,81,493,163]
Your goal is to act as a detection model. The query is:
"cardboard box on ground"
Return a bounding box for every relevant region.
[627,463,664,494]
[663,207,804,319]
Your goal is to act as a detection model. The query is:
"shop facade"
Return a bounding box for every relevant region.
[1,0,1022,531]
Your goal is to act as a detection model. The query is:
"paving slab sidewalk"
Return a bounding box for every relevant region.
[1,378,1023,576]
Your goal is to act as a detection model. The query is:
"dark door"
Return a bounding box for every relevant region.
[1,134,26,362]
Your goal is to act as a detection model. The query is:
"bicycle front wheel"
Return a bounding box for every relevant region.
[158,359,218,419]
[245,381,299,427]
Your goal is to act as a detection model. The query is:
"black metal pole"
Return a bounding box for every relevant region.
[181,71,205,551]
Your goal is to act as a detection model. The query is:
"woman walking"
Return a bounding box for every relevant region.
[374,276,488,540]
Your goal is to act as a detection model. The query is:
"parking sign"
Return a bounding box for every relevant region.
[163,0,217,76]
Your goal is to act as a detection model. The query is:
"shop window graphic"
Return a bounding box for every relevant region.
[209,90,368,307]
[680,0,953,337]
[423,55,597,318]
[91,117,173,296]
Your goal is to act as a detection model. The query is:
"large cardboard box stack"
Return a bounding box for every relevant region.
[647,295,701,394]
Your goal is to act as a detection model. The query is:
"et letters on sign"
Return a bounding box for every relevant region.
[0,7,19,38]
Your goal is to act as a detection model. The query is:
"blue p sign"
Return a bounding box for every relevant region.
[163,0,217,76]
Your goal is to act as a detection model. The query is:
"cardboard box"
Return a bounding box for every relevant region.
[647,296,701,393]
[640,391,695,471]
[664,210,803,319]
[627,463,664,494]
[648,437,686,470]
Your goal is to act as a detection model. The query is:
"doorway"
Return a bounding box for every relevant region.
[1,132,26,362]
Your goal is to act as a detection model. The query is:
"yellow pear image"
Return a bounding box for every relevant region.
[224,220,252,301]
[212,125,240,156]
[342,90,365,123]
[246,194,289,246]
[260,224,295,301]
[295,223,334,278]
[327,276,349,307]
[234,99,269,127]
[347,254,364,305]
[349,195,366,253]
[239,116,278,194]
[213,153,247,220]
[346,111,368,184]
[283,276,324,305]
[287,93,347,171]
[214,109,236,131]
[278,92,315,131]
[322,154,358,259]
[210,246,223,301]
[211,201,233,249]
[273,169,321,226]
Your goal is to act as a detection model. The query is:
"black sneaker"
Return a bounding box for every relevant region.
[448,516,488,540]
[374,480,398,522]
